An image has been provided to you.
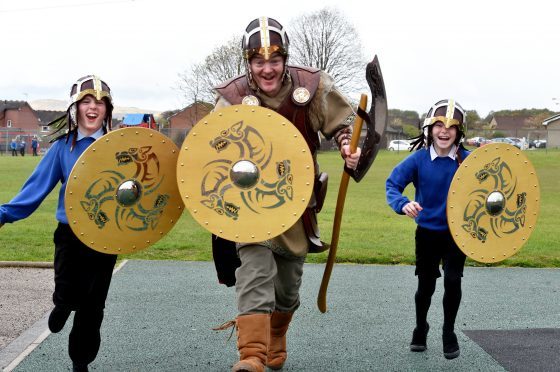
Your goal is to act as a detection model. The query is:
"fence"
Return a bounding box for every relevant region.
[5,126,552,157]
[0,128,49,156]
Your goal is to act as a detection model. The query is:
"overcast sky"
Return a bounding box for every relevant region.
[1,0,559,117]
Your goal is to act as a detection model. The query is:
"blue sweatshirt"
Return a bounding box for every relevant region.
[386,146,470,231]
[0,129,103,225]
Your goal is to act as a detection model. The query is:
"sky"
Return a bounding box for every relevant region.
[1,0,559,117]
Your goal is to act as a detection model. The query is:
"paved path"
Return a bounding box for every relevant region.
[2,261,559,371]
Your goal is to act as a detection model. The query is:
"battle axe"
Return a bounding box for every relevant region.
[317,55,388,313]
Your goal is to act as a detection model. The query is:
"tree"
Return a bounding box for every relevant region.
[288,8,367,96]
[157,109,183,128]
[177,35,243,105]
[177,9,368,106]
[465,110,482,131]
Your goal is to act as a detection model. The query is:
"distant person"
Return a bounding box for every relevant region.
[386,99,470,360]
[10,138,18,156]
[0,75,116,372]
[19,139,26,156]
[31,136,39,156]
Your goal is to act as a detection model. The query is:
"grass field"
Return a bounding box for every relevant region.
[0,148,558,267]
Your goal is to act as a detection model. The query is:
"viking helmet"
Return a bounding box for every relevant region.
[242,17,290,86]
[409,99,466,151]
[422,99,465,133]
[47,75,113,149]
[242,17,289,61]
[68,75,113,130]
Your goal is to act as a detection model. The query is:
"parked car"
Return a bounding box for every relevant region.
[477,138,493,147]
[466,136,487,147]
[488,137,517,147]
[387,139,411,151]
[531,139,547,148]
[506,137,528,150]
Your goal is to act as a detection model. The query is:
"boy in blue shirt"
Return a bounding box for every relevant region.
[386,99,470,359]
[0,75,116,372]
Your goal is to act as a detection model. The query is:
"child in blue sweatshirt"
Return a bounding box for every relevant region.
[0,75,116,372]
[386,99,470,360]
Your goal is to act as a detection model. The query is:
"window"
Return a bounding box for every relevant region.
[7,120,12,128]
[41,126,49,132]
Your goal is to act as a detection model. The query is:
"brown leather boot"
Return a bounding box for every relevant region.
[267,311,293,370]
[232,313,270,372]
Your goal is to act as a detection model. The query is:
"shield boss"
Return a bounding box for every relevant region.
[65,128,184,254]
[177,105,314,242]
[447,143,540,263]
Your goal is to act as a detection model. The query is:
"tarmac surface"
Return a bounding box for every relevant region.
[1,260,559,371]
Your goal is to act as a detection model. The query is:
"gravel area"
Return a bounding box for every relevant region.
[0,267,54,350]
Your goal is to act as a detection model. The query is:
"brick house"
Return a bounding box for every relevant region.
[487,115,532,137]
[166,102,213,146]
[168,102,213,131]
[0,100,42,153]
[542,114,560,148]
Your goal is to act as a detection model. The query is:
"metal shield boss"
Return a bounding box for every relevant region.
[65,128,184,254]
[177,105,314,242]
[447,143,540,263]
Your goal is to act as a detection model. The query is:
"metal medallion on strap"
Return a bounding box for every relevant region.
[177,105,314,243]
[65,127,184,254]
[447,143,540,263]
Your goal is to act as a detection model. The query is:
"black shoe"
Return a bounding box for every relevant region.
[410,323,429,352]
[48,306,71,333]
[442,330,460,359]
[72,363,89,372]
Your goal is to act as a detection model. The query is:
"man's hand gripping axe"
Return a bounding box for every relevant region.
[317,55,388,313]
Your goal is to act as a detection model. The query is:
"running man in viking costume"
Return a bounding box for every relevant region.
[0,75,117,372]
[213,17,361,371]
[386,99,470,359]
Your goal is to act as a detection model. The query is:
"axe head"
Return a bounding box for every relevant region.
[351,55,388,182]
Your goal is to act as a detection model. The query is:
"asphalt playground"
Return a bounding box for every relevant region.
[2,260,560,371]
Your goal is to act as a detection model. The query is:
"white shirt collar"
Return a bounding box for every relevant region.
[77,127,104,141]
[429,144,457,161]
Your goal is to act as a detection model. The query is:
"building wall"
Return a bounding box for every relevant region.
[546,120,560,148]
[169,104,211,130]
[3,105,39,130]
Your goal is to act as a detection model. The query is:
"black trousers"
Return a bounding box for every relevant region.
[414,226,466,331]
[53,223,117,366]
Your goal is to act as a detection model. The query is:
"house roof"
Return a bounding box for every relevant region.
[169,102,214,120]
[0,100,29,112]
[542,113,560,126]
[122,113,153,125]
[489,115,531,130]
[36,110,66,125]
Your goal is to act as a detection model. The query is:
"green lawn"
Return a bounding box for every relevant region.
[1,148,558,267]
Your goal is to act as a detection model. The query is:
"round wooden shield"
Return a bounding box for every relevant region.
[177,105,314,242]
[66,128,184,254]
[447,143,540,263]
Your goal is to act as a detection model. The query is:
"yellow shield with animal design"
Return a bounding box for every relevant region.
[177,105,314,242]
[65,127,184,254]
[447,143,540,263]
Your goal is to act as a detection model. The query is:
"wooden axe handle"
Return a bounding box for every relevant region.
[317,93,368,313]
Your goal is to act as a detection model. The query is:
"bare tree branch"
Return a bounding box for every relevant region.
[288,8,367,96]
[176,35,243,105]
